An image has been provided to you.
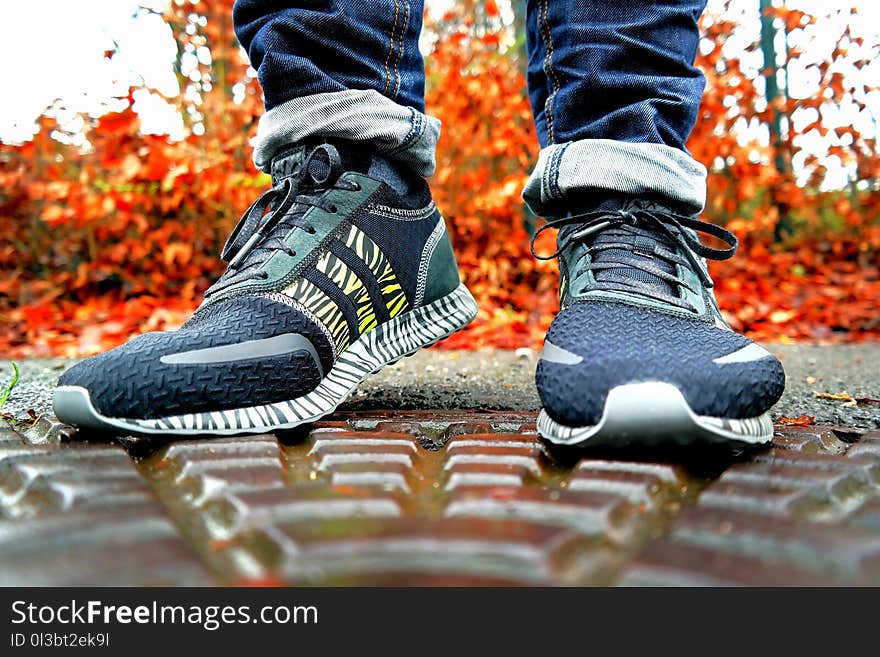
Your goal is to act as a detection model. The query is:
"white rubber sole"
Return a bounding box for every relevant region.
[537,381,774,448]
[53,283,479,438]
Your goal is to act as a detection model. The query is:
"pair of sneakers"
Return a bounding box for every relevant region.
[54,142,785,448]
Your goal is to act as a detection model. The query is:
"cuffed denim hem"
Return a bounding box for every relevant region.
[252,89,441,177]
[522,139,708,216]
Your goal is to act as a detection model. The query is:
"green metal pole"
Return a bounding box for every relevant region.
[760,0,793,239]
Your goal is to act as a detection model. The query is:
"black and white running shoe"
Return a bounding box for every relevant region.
[54,143,477,436]
[532,198,785,448]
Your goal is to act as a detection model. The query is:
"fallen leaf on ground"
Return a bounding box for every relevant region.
[778,415,816,426]
[815,391,858,407]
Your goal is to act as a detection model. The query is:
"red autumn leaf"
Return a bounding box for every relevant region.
[778,415,816,426]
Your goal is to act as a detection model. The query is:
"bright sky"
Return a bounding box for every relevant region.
[0,1,179,143]
[1,0,878,187]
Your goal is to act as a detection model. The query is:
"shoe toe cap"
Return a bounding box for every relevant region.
[57,296,333,420]
[537,302,786,427]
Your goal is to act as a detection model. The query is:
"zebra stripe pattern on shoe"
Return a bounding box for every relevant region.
[343,224,409,318]
[281,277,352,352]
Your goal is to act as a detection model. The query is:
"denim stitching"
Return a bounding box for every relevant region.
[383,0,401,95]
[547,142,570,201]
[386,107,423,156]
[539,0,561,144]
[391,0,410,99]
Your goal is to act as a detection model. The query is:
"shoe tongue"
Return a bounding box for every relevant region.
[562,196,684,299]
[593,225,677,297]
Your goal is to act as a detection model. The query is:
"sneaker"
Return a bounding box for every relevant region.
[532,198,785,448]
[54,142,477,436]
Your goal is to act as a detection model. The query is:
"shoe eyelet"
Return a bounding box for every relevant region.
[350,182,361,192]
[328,204,338,214]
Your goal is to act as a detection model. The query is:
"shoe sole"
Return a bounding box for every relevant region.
[537,381,774,448]
[54,283,479,437]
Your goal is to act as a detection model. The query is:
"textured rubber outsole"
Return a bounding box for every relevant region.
[537,381,774,448]
[54,283,478,437]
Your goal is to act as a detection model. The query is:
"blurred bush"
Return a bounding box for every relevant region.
[0,0,878,357]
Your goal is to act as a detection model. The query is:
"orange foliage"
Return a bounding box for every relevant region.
[0,0,878,358]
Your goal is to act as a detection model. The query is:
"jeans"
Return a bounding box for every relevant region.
[233,0,709,214]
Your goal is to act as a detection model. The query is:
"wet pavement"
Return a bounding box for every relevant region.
[1,346,879,585]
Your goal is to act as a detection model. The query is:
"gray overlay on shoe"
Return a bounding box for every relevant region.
[713,342,774,365]
[540,341,583,365]
[159,333,323,377]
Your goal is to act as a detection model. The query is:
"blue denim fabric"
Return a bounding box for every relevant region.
[233,0,707,150]
[234,1,710,212]
[525,0,708,149]
[232,0,427,112]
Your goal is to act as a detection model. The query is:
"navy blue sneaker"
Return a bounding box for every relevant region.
[54,143,477,436]
[532,198,785,448]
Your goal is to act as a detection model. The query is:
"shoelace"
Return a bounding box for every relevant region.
[530,208,739,311]
[208,144,360,294]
